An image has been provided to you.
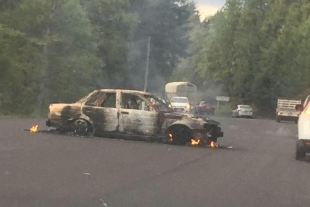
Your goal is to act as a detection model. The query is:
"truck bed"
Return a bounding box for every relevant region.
[276,98,302,121]
[277,98,302,110]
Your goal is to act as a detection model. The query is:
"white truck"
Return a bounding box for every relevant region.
[165,82,197,113]
[294,95,310,160]
[276,98,302,123]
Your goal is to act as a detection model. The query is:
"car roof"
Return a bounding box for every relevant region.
[238,105,251,107]
[172,97,188,99]
[96,89,153,96]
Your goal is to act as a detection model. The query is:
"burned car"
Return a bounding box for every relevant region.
[46,89,224,146]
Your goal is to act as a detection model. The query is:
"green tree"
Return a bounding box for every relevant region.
[81,0,139,88]
[0,0,102,115]
[195,0,310,114]
[170,2,209,83]
[196,0,243,95]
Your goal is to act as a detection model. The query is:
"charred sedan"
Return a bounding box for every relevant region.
[46,89,224,146]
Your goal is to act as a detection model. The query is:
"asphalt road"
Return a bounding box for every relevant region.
[1,117,309,207]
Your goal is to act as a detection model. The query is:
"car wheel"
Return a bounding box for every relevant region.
[73,119,90,136]
[168,126,191,145]
[296,141,306,160]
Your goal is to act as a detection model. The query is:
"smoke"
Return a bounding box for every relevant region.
[122,0,191,92]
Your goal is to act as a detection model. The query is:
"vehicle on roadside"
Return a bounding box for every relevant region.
[170,96,191,113]
[232,105,253,118]
[294,103,310,160]
[276,98,301,123]
[46,89,224,146]
[196,101,215,115]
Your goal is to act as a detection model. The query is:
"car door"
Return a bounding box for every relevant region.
[118,92,160,138]
[82,91,120,135]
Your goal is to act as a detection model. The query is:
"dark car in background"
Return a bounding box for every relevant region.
[196,101,215,115]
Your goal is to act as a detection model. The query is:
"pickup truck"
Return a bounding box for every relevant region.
[276,98,302,123]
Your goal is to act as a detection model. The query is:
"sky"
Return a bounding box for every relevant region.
[196,0,227,20]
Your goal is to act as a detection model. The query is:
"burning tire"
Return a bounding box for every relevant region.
[167,126,192,145]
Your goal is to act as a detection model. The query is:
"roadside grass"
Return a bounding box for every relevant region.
[215,105,232,117]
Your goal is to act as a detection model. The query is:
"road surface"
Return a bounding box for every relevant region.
[0,117,309,207]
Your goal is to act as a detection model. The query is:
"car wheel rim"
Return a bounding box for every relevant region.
[73,119,88,136]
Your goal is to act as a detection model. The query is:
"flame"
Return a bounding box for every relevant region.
[190,138,200,146]
[30,125,38,132]
[209,141,219,148]
[168,133,173,141]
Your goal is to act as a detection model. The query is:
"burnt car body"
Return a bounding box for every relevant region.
[46,89,224,145]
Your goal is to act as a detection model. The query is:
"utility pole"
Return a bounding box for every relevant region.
[144,36,151,92]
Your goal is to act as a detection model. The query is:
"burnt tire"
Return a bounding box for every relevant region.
[168,126,191,145]
[73,119,91,136]
[296,140,306,160]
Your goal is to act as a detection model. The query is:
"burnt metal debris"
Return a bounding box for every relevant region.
[42,89,224,147]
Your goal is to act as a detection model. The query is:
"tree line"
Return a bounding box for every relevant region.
[0,0,309,116]
[194,0,310,115]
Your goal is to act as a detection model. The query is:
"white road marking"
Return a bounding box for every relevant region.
[228,125,239,130]
[100,199,108,207]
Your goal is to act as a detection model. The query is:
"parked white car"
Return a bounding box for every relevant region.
[295,102,310,160]
[232,105,253,118]
[170,97,190,113]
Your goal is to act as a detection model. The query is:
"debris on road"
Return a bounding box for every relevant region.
[100,199,108,207]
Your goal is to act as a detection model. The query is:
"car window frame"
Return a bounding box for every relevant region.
[84,91,117,108]
[120,92,158,112]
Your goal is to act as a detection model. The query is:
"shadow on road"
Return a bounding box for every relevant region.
[296,154,310,163]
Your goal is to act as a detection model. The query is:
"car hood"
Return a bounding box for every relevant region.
[171,103,188,107]
[163,112,220,125]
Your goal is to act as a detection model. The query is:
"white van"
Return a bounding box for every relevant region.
[170,97,190,113]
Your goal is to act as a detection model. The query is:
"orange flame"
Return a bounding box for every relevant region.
[209,141,219,148]
[190,138,200,146]
[168,133,173,141]
[30,125,38,132]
